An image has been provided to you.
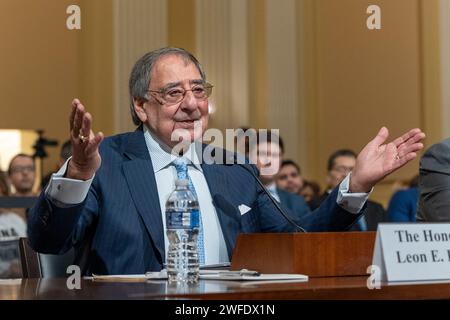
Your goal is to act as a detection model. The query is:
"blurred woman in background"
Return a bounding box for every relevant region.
[387,175,419,222]
[0,171,26,240]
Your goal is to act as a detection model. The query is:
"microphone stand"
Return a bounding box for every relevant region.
[238,164,307,233]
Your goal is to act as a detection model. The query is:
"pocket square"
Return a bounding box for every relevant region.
[238,204,251,215]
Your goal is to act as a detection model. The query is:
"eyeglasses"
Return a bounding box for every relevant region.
[147,82,213,105]
[10,166,35,174]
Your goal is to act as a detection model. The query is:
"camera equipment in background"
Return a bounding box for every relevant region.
[32,129,58,182]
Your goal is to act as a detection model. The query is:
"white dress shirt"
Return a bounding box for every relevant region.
[141,128,229,265]
[45,126,371,265]
[266,183,281,203]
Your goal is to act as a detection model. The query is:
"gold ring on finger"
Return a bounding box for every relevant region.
[78,133,88,143]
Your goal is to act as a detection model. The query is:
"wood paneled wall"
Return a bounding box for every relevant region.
[0,0,444,206]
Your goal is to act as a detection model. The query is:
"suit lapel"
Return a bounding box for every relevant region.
[122,129,165,263]
[276,188,291,212]
[201,161,240,257]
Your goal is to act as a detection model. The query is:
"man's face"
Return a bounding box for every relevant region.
[326,155,355,189]
[135,54,209,149]
[9,156,35,194]
[251,141,282,185]
[276,164,303,194]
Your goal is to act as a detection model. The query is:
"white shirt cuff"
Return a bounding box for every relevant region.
[337,173,372,214]
[45,157,94,205]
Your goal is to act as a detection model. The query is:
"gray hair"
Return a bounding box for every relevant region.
[128,47,207,126]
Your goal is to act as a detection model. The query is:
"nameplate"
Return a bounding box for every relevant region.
[372,223,450,282]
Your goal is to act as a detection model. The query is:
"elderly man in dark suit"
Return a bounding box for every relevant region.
[27,47,425,275]
[417,138,450,221]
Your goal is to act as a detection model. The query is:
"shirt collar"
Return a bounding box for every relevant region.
[266,182,281,202]
[266,182,277,192]
[143,125,203,173]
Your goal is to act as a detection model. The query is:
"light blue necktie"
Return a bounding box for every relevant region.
[173,158,205,265]
[357,216,368,231]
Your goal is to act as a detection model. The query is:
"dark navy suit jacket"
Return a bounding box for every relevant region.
[28,128,364,275]
[277,188,311,224]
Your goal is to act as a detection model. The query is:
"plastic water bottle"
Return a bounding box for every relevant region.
[165,179,200,283]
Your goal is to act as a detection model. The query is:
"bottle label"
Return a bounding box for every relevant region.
[166,209,200,229]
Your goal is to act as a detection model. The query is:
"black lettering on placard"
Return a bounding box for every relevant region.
[394,230,419,243]
[423,230,450,242]
[396,251,427,264]
[431,250,444,262]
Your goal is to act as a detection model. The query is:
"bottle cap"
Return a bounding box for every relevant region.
[175,179,189,187]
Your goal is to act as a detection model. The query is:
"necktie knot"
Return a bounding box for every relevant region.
[173,157,188,180]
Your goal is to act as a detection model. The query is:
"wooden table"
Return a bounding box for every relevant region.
[1,276,450,300]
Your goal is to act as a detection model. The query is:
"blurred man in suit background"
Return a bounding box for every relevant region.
[8,154,36,197]
[276,160,304,195]
[249,131,311,224]
[7,154,37,221]
[387,175,419,222]
[318,149,387,231]
[300,180,322,211]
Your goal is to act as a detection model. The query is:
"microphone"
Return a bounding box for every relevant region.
[221,152,307,233]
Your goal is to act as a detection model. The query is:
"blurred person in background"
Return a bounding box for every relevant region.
[41,140,72,188]
[276,159,304,194]
[318,149,386,231]
[7,154,38,221]
[0,171,9,198]
[0,171,26,240]
[390,178,410,194]
[387,175,419,222]
[249,131,311,224]
[0,171,25,278]
[235,127,251,156]
[8,154,36,197]
[300,180,322,210]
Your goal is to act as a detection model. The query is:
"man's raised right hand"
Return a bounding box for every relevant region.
[66,99,104,180]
